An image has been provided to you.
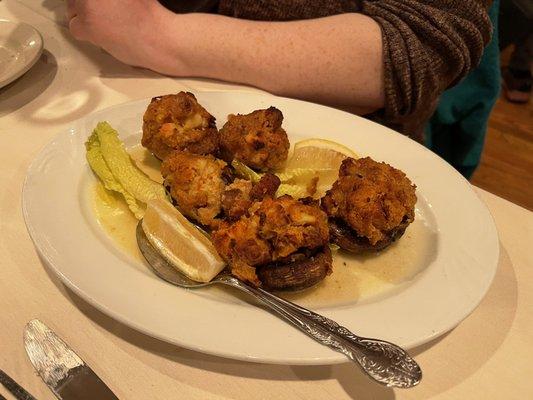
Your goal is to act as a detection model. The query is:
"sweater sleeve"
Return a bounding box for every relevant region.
[361,0,493,125]
[218,0,361,20]
[218,0,493,134]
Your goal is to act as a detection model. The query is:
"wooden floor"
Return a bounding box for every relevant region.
[470,45,533,211]
[470,85,533,211]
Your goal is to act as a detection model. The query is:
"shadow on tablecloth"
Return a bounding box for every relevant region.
[0,50,57,118]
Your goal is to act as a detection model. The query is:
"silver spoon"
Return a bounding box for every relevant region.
[136,221,422,388]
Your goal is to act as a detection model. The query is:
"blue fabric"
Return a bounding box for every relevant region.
[426,0,501,178]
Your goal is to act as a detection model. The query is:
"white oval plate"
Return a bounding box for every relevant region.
[22,91,499,364]
[0,20,43,88]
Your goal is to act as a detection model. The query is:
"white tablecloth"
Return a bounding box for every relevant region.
[1,1,532,398]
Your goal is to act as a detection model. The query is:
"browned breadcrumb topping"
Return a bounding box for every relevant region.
[250,173,281,201]
[142,92,219,160]
[322,157,417,245]
[219,107,290,171]
[221,179,253,221]
[161,151,227,227]
[162,152,281,228]
[221,173,281,222]
[212,195,330,285]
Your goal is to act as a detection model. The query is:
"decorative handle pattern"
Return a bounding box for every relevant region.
[217,275,421,388]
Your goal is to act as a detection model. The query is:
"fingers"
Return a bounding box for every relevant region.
[68,15,87,41]
[66,0,77,21]
[67,1,90,41]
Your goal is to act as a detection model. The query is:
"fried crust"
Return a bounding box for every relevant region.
[219,107,290,171]
[142,92,219,160]
[221,173,281,221]
[161,151,227,227]
[162,152,282,228]
[221,179,253,222]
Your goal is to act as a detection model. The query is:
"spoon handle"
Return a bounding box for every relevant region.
[217,275,421,388]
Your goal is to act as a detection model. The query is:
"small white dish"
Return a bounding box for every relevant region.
[22,91,499,364]
[0,20,43,88]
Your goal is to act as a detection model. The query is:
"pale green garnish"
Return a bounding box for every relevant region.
[329,243,341,252]
[231,160,263,183]
[95,122,166,204]
[231,160,316,198]
[86,121,166,219]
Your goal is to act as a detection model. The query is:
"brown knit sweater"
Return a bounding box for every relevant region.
[163,0,494,141]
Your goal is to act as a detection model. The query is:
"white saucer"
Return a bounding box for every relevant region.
[0,20,43,88]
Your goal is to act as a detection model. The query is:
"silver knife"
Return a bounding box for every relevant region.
[23,319,119,400]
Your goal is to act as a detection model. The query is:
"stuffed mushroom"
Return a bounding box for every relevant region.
[142,92,219,160]
[321,157,417,253]
[212,195,332,290]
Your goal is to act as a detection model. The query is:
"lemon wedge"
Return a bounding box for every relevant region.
[281,140,357,198]
[293,138,358,158]
[142,199,225,282]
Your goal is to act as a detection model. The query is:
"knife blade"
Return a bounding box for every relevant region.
[23,319,119,400]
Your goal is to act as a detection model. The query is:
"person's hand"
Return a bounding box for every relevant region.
[66,0,173,70]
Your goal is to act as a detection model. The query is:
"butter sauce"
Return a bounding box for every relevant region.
[92,146,436,309]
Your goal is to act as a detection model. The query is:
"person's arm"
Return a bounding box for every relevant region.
[359,0,493,126]
[67,1,384,112]
[163,13,384,111]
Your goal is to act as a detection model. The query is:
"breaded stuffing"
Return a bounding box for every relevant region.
[142,92,219,160]
[162,151,281,227]
[221,174,281,221]
[221,179,253,221]
[322,157,417,245]
[219,107,290,171]
[212,196,330,285]
[161,151,227,227]
[250,173,281,201]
